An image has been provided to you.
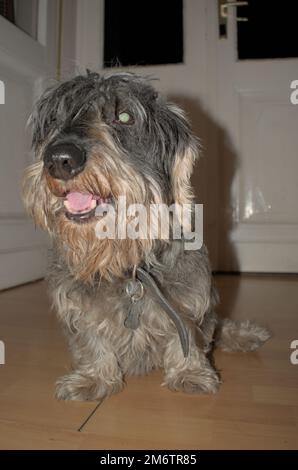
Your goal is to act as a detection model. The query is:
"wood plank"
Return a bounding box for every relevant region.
[0,275,298,449]
[0,282,97,432]
[82,275,298,449]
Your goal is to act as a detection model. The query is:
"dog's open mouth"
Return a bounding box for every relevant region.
[63,191,112,222]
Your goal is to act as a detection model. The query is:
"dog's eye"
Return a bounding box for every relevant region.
[117,111,133,124]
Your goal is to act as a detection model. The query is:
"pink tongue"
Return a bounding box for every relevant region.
[66,192,93,212]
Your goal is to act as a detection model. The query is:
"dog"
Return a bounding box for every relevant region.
[23,72,270,401]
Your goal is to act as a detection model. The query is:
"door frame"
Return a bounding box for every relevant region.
[0,0,59,289]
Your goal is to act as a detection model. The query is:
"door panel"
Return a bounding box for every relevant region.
[0,1,58,289]
[73,0,219,267]
[215,0,298,272]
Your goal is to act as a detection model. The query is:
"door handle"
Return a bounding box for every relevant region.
[218,0,249,39]
[220,1,249,22]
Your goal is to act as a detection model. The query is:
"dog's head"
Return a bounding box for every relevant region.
[23,72,198,281]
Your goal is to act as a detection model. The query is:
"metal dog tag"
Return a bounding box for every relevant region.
[124,279,144,330]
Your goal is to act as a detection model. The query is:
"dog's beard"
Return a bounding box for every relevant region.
[57,232,152,282]
[23,118,197,283]
[23,154,162,283]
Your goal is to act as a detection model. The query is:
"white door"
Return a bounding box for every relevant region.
[0,0,59,289]
[70,0,219,267]
[213,0,298,272]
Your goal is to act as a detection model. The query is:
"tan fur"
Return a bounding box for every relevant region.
[172,146,197,206]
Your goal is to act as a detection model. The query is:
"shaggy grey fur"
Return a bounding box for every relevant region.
[24,72,270,401]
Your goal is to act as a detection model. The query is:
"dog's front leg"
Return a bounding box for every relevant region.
[162,330,220,394]
[55,334,124,402]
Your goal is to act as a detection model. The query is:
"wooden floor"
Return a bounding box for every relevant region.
[0,275,297,449]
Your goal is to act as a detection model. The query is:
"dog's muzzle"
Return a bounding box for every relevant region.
[44,142,86,180]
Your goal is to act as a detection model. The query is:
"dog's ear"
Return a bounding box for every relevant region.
[164,103,199,205]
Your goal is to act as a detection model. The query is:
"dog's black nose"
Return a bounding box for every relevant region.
[44,143,86,180]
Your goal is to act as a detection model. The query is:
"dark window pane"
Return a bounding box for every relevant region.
[0,0,15,22]
[238,0,298,60]
[104,0,183,67]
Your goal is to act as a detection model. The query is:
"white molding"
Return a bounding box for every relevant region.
[0,15,44,77]
[233,242,298,273]
[231,223,298,244]
[37,0,50,47]
[0,218,48,254]
[204,0,221,270]
[0,249,47,290]
[75,0,104,71]
[41,0,60,77]
[0,214,28,220]
[0,1,59,78]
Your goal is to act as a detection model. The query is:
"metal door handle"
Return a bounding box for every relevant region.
[220,1,249,22]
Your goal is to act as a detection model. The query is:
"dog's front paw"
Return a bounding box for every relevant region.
[164,367,220,394]
[55,372,123,401]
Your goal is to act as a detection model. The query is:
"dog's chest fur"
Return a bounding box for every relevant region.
[49,242,213,373]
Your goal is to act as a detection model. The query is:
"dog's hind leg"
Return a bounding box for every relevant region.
[214,317,271,352]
